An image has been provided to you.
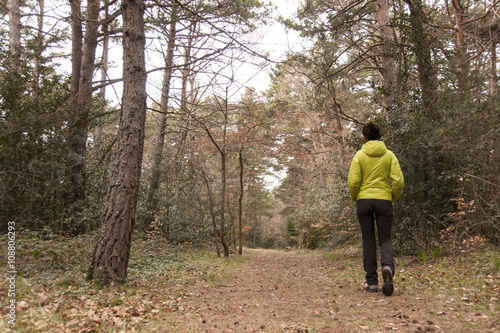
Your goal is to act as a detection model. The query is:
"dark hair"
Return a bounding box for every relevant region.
[362,122,382,140]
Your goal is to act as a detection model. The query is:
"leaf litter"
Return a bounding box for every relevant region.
[0,235,499,332]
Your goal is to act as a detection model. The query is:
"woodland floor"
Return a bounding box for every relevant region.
[1,236,499,332]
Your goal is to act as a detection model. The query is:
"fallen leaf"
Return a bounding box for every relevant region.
[65,319,78,327]
[18,301,29,310]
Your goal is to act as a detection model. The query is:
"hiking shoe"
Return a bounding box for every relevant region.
[363,282,378,293]
[382,266,394,296]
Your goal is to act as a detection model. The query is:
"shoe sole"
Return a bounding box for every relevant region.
[382,269,394,296]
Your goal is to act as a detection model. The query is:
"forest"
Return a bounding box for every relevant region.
[1,0,499,285]
[1,0,500,331]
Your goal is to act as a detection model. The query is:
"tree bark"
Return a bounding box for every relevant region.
[451,0,466,47]
[238,148,244,255]
[7,0,21,68]
[219,102,230,257]
[251,174,257,248]
[489,37,497,96]
[91,0,147,284]
[220,147,230,257]
[376,0,397,107]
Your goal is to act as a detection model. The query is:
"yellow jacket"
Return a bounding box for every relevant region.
[348,140,404,202]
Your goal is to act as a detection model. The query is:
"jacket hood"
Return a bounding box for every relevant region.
[361,140,388,157]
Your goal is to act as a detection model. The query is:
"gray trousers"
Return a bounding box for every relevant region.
[356,199,395,285]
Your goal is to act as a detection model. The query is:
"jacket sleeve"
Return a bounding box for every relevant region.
[390,153,404,202]
[347,153,362,201]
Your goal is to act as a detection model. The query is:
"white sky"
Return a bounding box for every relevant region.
[243,0,302,94]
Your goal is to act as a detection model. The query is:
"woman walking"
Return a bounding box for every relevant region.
[348,122,404,296]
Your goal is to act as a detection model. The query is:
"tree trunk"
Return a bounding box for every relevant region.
[66,0,100,208]
[253,217,257,248]
[69,0,83,124]
[251,175,257,248]
[178,21,196,148]
[33,0,44,91]
[489,34,497,96]
[96,0,111,141]
[238,148,244,255]
[226,199,237,250]
[202,168,221,257]
[376,0,397,107]
[218,100,230,257]
[220,147,230,257]
[7,0,21,68]
[67,0,83,204]
[404,0,439,119]
[196,101,230,256]
[451,0,468,87]
[490,0,498,96]
[91,0,147,284]
[147,5,178,226]
[451,0,466,47]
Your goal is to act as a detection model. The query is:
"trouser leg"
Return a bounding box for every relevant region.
[357,199,378,285]
[375,200,395,274]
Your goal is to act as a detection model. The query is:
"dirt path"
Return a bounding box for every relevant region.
[158,248,499,332]
[4,237,498,332]
[179,249,340,332]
